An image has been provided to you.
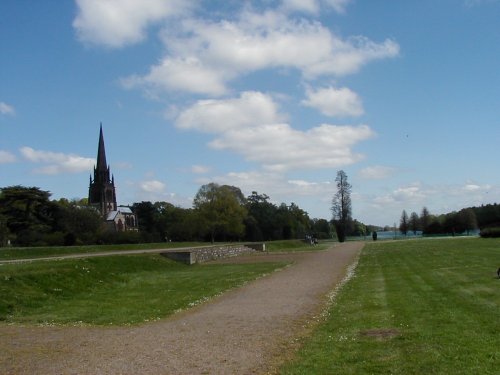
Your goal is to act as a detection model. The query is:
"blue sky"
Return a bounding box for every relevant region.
[1,0,500,226]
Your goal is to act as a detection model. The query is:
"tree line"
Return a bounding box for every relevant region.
[0,184,334,247]
[5,173,497,247]
[397,204,500,236]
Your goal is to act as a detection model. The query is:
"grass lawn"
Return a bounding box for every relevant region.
[0,254,287,326]
[265,239,334,252]
[0,239,334,261]
[281,237,500,374]
[0,242,208,261]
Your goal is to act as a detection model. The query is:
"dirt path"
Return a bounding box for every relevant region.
[0,242,363,375]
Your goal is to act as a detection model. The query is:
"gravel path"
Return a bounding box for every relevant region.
[0,242,363,375]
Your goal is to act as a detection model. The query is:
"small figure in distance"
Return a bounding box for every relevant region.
[497,267,500,279]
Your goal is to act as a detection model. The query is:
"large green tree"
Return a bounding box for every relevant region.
[132,201,166,242]
[331,170,352,242]
[0,186,56,246]
[54,199,103,245]
[310,218,332,239]
[193,183,247,242]
[155,202,198,241]
[245,192,278,241]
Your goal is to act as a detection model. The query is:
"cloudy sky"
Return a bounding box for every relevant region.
[1,0,500,226]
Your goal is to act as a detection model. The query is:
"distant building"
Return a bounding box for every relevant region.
[105,206,138,232]
[88,125,138,231]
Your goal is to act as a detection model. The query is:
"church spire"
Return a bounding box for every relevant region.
[89,123,117,216]
[96,123,108,173]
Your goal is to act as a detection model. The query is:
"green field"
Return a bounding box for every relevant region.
[0,239,332,261]
[0,254,287,325]
[265,239,333,252]
[281,238,500,374]
[0,242,207,260]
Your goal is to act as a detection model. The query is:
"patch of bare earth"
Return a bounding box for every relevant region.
[0,242,363,375]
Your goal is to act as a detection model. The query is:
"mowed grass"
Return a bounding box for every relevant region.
[281,238,500,374]
[0,239,333,261]
[0,254,286,326]
[265,239,333,252]
[0,242,207,260]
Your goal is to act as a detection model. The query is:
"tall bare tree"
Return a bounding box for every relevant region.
[331,170,352,242]
[400,210,409,236]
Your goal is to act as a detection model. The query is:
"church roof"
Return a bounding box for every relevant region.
[117,206,134,214]
[106,207,135,221]
[105,210,119,221]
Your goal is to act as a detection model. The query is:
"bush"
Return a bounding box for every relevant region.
[479,227,500,238]
[98,230,143,244]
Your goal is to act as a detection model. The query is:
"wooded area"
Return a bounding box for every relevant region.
[0,184,332,247]
[3,183,500,247]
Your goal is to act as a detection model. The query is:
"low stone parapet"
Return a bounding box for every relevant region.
[244,243,266,251]
[161,244,263,265]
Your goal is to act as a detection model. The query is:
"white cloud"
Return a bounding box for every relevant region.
[0,150,16,163]
[124,10,399,95]
[367,183,428,212]
[191,165,211,174]
[197,171,286,197]
[463,184,481,192]
[177,92,374,172]
[462,181,492,192]
[282,0,320,14]
[19,146,94,174]
[0,101,15,116]
[122,57,229,96]
[358,165,396,180]
[305,35,399,77]
[140,179,166,193]
[281,0,352,15]
[134,179,190,205]
[204,170,334,202]
[114,161,133,170]
[303,86,364,117]
[357,181,500,226]
[392,185,427,202]
[209,123,374,172]
[176,91,286,133]
[73,0,192,48]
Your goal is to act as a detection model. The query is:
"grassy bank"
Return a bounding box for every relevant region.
[265,239,334,252]
[0,239,333,261]
[0,254,287,325]
[0,242,208,261]
[281,238,500,374]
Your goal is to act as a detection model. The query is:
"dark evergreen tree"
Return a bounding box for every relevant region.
[409,211,420,235]
[399,210,409,236]
[331,170,352,242]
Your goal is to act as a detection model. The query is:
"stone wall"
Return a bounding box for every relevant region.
[162,244,263,265]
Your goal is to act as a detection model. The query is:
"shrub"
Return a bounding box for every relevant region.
[479,227,500,238]
[98,230,142,244]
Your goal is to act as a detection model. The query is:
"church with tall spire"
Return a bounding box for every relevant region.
[88,124,117,216]
[88,124,137,231]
